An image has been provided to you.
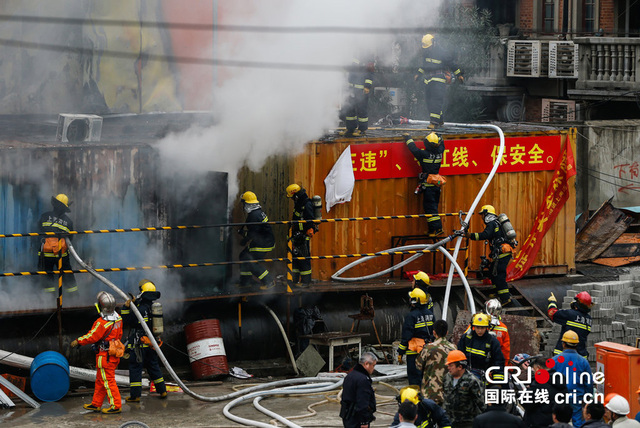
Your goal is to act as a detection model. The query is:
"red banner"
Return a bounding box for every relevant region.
[506,140,576,281]
[350,135,562,180]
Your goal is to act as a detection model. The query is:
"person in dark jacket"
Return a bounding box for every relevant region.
[414,33,463,128]
[466,205,513,305]
[391,386,452,428]
[340,352,377,428]
[340,56,374,137]
[472,387,525,427]
[522,357,567,428]
[550,403,574,428]
[286,183,316,287]
[404,132,446,236]
[581,402,609,428]
[237,191,275,290]
[547,291,592,357]
[121,279,167,403]
[398,288,435,386]
[457,313,505,381]
[38,193,78,293]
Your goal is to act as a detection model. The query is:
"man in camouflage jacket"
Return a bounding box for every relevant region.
[415,320,456,406]
[443,350,484,428]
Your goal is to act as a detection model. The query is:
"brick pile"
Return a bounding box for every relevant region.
[543,276,640,365]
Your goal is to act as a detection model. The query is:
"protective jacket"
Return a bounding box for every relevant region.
[340,363,376,427]
[38,210,74,256]
[406,138,445,176]
[291,188,315,236]
[490,319,511,362]
[547,304,592,357]
[347,58,373,92]
[472,405,526,427]
[121,290,166,399]
[417,43,463,82]
[398,305,434,356]
[415,337,457,405]
[243,205,275,250]
[77,312,123,410]
[391,398,452,428]
[469,216,510,260]
[457,329,505,375]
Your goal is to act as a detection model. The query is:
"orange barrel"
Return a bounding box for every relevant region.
[184,319,229,380]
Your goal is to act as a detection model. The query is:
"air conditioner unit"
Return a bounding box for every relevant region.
[548,41,579,78]
[56,114,103,143]
[541,98,576,122]
[507,40,542,77]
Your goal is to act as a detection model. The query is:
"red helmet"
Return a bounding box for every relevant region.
[575,291,592,308]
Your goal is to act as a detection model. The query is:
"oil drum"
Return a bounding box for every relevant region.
[184,319,229,380]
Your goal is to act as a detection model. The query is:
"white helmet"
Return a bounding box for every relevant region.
[605,395,630,415]
[485,298,502,317]
[96,291,116,316]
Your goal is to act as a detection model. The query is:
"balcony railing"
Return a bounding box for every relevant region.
[573,37,639,90]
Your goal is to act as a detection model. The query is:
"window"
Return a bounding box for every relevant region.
[583,0,595,33]
[543,0,555,33]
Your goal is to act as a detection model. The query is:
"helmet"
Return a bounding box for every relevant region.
[561,330,579,344]
[472,313,490,327]
[425,132,442,147]
[605,395,630,415]
[139,279,156,293]
[51,193,71,212]
[241,191,259,204]
[575,291,593,308]
[412,271,430,288]
[512,353,531,365]
[445,350,467,365]
[485,298,502,317]
[54,194,69,207]
[478,205,496,216]
[421,34,434,49]
[399,386,420,404]
[96,291,116,315]
[409,288,428,305]
[286,184,301,198]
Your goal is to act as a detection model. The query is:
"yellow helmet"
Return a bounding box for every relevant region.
[54,194,69,207]
[399,386,420,404]
[425,132,442,147]
[561,330,579,345]
[286,184,301,198]
[421,34,434,49]
[478,205,496,216]
[241,191,259,204]
[472,313,490,327]
[139,279,156,293]
[413,271,430,287]
[409,288,428,305]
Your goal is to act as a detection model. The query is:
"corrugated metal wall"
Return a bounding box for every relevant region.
[286,129,576,280]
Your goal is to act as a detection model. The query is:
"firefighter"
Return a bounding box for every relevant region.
[121,279,167,403]
[286,184,315,287]
[339,56,374,137]
[391,386,452,428]
[37,193,78,293]
[70,291,123,414]
[398,288,435,387]
[404,132,446,236]
[457,313,504,381]
[411,271,434,310]
[547,291,593,357]
[485,298,511,362]
[237,191,275,290]
[466,205,514,306]
[414,34,464,128]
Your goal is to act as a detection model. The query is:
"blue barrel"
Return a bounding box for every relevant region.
[30,351,70,402]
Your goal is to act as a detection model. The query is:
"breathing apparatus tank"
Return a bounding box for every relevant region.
[312,195,322,220]
[151,301,164,336]
[497,213,517,244]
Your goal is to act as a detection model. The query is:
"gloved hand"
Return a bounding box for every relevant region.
[464,230,471,238]
[306,229,314,238]
[457,75,465,84]
[402,133,412,143]
[125,299,131,308]
[70,339,79,349]
[548,292,557,303]
[397,354,403,364]
[363,88,370,95]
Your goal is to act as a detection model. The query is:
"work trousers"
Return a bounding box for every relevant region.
[424,77,447,125]
[92,352,121,409]
[292,239,311,284]
[40,255,78,293]
[342,90,369,133]
[128,347,166,399]
[422,186,442,233]
[406,354,422,387]
[239,247,273,286]
[490,254,512,303]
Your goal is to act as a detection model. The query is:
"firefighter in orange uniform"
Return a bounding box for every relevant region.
[71,291,123,414]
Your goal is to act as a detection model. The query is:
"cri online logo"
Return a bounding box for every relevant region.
[485,356,605,385]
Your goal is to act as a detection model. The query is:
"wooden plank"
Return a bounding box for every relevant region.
[597,233,640,258]
[575,198,632,262]
[592,255,640,267]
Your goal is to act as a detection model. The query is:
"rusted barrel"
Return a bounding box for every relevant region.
[184,319,229,380]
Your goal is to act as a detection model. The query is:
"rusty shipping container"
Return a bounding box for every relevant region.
[242,126,577,281]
